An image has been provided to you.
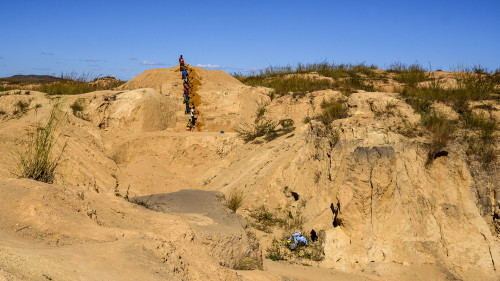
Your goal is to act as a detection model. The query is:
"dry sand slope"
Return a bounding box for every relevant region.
[0,65,499,280]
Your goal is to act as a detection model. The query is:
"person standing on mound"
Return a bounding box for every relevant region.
[182,69,188,80]
[184,96,190,114]
[179,55,184,71]
[190,105,196,127]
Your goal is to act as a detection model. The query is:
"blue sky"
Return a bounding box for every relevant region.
[1,0,499,80]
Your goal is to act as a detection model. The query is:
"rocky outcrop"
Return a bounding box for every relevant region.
[308,93,499,280]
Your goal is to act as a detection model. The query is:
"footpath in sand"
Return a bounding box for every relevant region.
[0,65,499,280]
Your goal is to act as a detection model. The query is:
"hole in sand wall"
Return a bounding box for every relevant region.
[433,151,448,159]
[331,202,341,227]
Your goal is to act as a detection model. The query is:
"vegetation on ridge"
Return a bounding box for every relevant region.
[396,65,499,166]
[234,61,377,98]
[1,73,125,95]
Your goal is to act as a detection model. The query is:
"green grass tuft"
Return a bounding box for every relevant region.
[266,239,286,261]
[16,102,67,183]
[422,112,454,165]
[14,100,30,115]
[315,98,348,125]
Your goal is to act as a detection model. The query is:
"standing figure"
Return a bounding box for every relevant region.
[190,105,196,128]
[184,95,191,114]
[179,55,184,71]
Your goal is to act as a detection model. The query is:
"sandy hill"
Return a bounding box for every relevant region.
[0,66,498,280]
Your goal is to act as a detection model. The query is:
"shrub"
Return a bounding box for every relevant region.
[13,100,30,115]
[70,99,85,115]
[422,112,454,165]
[315,99,348,125]
[233,256,260,270]
[226,189,244,212]
[238,118,278,142]
[398,122,421,138]
[280,211,304,235]
[293,236,324,262]
[70,98,88,120]
[461,112,498,166]
[16,102,67,183]
[389,63,428,88]
[237,102,279,142]
[266,239,286,261]
[250,207,281,233]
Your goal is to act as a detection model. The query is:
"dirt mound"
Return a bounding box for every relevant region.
[118,66,265,132]
[81,88,177,133]
[119,66,243,92]
[118,67,180,94]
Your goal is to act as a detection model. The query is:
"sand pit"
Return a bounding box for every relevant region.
[0,66,499,281]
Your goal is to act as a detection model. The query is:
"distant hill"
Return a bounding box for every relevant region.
[0,75,61,83]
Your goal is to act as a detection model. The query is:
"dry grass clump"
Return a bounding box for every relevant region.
[389,62,428,87]
[226,189,244,212]
[237,117,277,143]
[70,98,89,120]
[237,101,295,143]
[461,110,498,166]
[421,112,455,165]
[15,102,67,183]
[292,236,324,262]
[266,238,286,261]
[315,98,348,125]
[250,207,282,233]
[233,256,260,270]
[280,211,304,235]
[13,100,30,115]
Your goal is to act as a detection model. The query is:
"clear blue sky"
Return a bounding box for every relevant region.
[1,0,499,80]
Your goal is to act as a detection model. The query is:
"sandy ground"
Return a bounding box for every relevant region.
[0,66,499,280]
